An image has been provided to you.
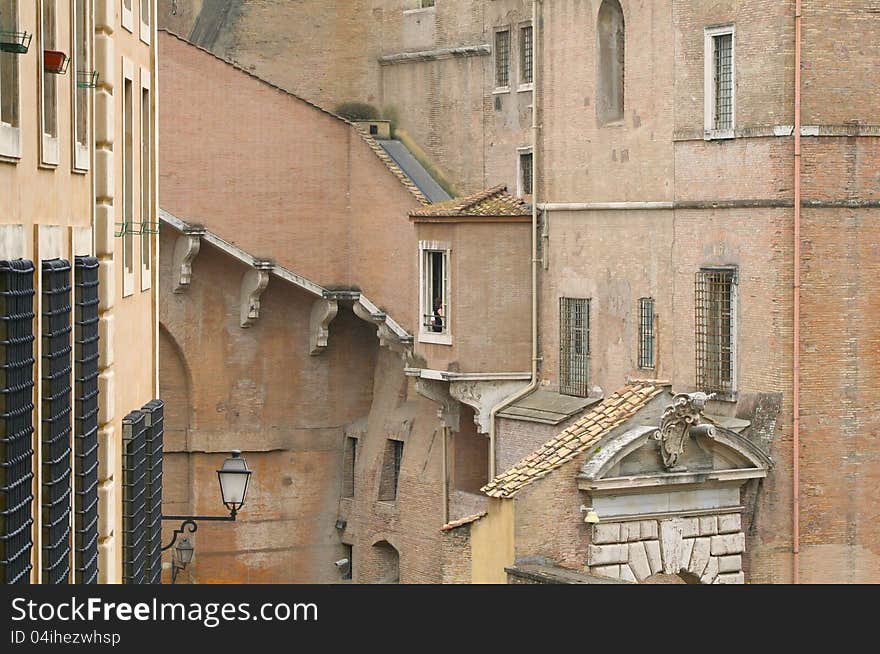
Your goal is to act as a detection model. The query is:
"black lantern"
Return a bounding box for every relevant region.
[217,450,252,516]
[176,536,195,567]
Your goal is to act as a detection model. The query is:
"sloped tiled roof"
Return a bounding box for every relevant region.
[482,380,671,499]
[409,185,531,218]
[440,512,487,532]
[159,29,429,206]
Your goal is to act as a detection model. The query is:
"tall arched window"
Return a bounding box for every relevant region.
[597,0,625,125]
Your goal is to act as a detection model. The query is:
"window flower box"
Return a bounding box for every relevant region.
[77,70,99,88]
[0,30,32,54]
[43,49,69,74]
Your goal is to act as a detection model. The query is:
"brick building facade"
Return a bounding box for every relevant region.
[156,1,879,584]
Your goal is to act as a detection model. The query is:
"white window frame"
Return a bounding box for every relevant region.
[517,146,533,198]
[418,240,451,346]
[0,0,22,159]
[518,22,533,93]
[122,57,135,297]
[121,0,133,33]
[493,26,511,94]
[704,24,735,140]
[71,0,91,172]
[139,0,151,45]
[39,0,60,167]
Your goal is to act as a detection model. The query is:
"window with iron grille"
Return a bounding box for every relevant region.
[0,259,36,584]
[41,259,72,584]
[419,0,435,7]
[142,399,164,584]
[342,436,357,498]
[559,298,590,397]
[520,25,533,85]
[705,26,734,134]
[638,297,655,370]
[122,410,147,584]
[422,249,448,335]
[495,29,510,88]
[519,151,533,196]
[378,439,404,501]
[695,268,737,396]
[73,257,99,584]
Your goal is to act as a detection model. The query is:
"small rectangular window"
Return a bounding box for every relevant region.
[378,439,404,501]
[495,29,510,89]
[520,25,533,85]
[342,544,352,580]
[695,268,737,396]
[122,0,133,32]
[342,436,357,498]
[419,0,435,7]
[0,0,22,158]
[638,297,655,370]
[519,151,533,196]
[559,297,590,397]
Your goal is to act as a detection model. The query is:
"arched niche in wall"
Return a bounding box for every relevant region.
[597,0,625,125]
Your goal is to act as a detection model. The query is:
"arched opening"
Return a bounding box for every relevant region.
[372,540,400,584]
[645,571,702,584]
[597,0,625,125]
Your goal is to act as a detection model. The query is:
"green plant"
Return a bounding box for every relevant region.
[334,101,379,122]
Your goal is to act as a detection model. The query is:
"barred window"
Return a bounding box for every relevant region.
[638,297,655,370]
[519,151,533,196]
[122,410,147,584]
[713,33,733,129]
[705,26,734,133]
[41,259,72,584]
[695,268,737,396]
[342,436,357,499]
[559,298,590,397]
[495,29,510,88]
[419,0,435,7]
[378,439,404,501]
[0,259,36,584]
[142,400,164,584]
[74,257,100,584]
[520,25,533,85]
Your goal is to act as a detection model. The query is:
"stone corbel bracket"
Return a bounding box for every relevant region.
[309,297,339,355]
[172,225,206,293]
[414,377,460,431]
[352,295,414,355]
[240,259,274,328]
[449,379,533,434]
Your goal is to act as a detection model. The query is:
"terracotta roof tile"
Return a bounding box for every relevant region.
[409,185,531,218]
[440,512,488,532]
[481,380,671,499]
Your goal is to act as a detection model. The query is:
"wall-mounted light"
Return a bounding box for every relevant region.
[580,505,600,524]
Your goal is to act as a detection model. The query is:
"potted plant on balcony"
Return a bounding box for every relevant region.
[43,49,69,74]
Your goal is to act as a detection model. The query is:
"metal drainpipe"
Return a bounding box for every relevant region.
[793,0,802,584]
[487,0,542,480]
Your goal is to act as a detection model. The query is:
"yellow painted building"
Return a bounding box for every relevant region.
[1,0,158,584]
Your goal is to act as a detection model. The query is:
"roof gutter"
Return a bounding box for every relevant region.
[487,0,542,479]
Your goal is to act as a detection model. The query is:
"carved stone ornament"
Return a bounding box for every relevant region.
[653,392,716,471]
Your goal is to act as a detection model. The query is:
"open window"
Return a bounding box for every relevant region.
[72,0,92,171]
[40,0,61,166]
[0,0,24,159]
[418,240,451,345]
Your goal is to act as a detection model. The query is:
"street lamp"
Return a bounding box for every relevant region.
[171,536,195,584]
[162,450,254,576]
[217,450,252,518]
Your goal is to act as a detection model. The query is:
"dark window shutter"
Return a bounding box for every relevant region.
[0,260,36,584]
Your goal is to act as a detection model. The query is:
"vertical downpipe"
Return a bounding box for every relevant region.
[793,0,802,584]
